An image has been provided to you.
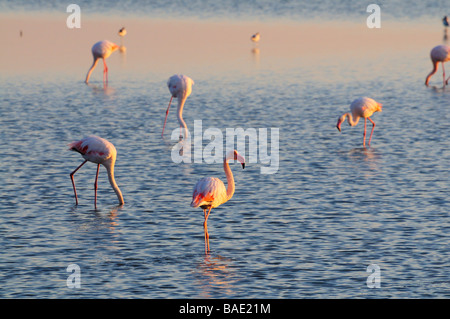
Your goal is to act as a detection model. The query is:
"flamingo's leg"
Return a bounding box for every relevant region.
[103,59,108,84]
[442,62,446,86]
[363,118,367,147]
[70,160,88,205]
[203,209,209,253]
[368,117,376,146]
[203,207,212,253]
[162,96,173,138]
[94,164,100,209]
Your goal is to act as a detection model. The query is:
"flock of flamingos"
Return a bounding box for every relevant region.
[69,22,450,253]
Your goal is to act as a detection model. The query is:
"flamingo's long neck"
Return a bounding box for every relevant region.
[223,158,235,202]
[341,112,360,127]
[177,95,188,140]
[425,60,439,85]
[85,57,99,83]
[105,161,124,205]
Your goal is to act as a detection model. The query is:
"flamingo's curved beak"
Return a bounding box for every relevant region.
[336,119,342,132]
[234,151,245,169]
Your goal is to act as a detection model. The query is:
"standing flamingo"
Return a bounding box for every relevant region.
[425,45,450,86]
[191,150,246,253]
[251,32,260,44]
[336,97,382,147]
[85,40,119,84]
[69,136,124,208]
[162,74,194,141]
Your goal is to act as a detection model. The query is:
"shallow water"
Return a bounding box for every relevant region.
[1,0,449,21]
[0,2,450,299]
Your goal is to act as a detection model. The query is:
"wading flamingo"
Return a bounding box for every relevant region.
[191,150,246,253]
[85,40,119,84]
[336,97,382,147]
[251,32,260,44]
[69,136,124,208]
[162,74,194,141]
[425,45,450,86]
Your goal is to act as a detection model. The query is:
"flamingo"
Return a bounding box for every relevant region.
[191,150,246,253]
[251,32,260,44]
[336,97,383,147]
[162,74,194,141]
[69,136,124,208]
[85,40,119,84]
[425,45,450,86]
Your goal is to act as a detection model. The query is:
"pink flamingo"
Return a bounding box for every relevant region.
[191,150,246,253]
[162,74,194,141]
[85,40,119,84]
[69,136,124,208]
[425,45,450,86]
[336,97,382,147]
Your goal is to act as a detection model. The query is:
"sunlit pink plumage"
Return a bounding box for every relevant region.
[85,40,120,84]
[69,136,124,208]
[191,150,245,253]
[425,44,450,86]
[336,97,382,147]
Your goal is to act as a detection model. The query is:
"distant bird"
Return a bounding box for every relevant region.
[85,40,119,84]
[118,27,127,49]
[191,150,246,253]
[69,136,124,208]
[425,45,450,86]
[162,74,194,141]
[443,16,449,27]
[251,32,260,43]
[336,97,383,147]
[118,27,127,37]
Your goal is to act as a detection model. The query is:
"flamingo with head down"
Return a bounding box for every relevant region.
[336,97,382,147]
[69,135,124,209]
[162,74,194,142]
[425,45,450,87]
[85,40,119,84]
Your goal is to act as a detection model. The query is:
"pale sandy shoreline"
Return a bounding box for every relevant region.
[0,12,446,77]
